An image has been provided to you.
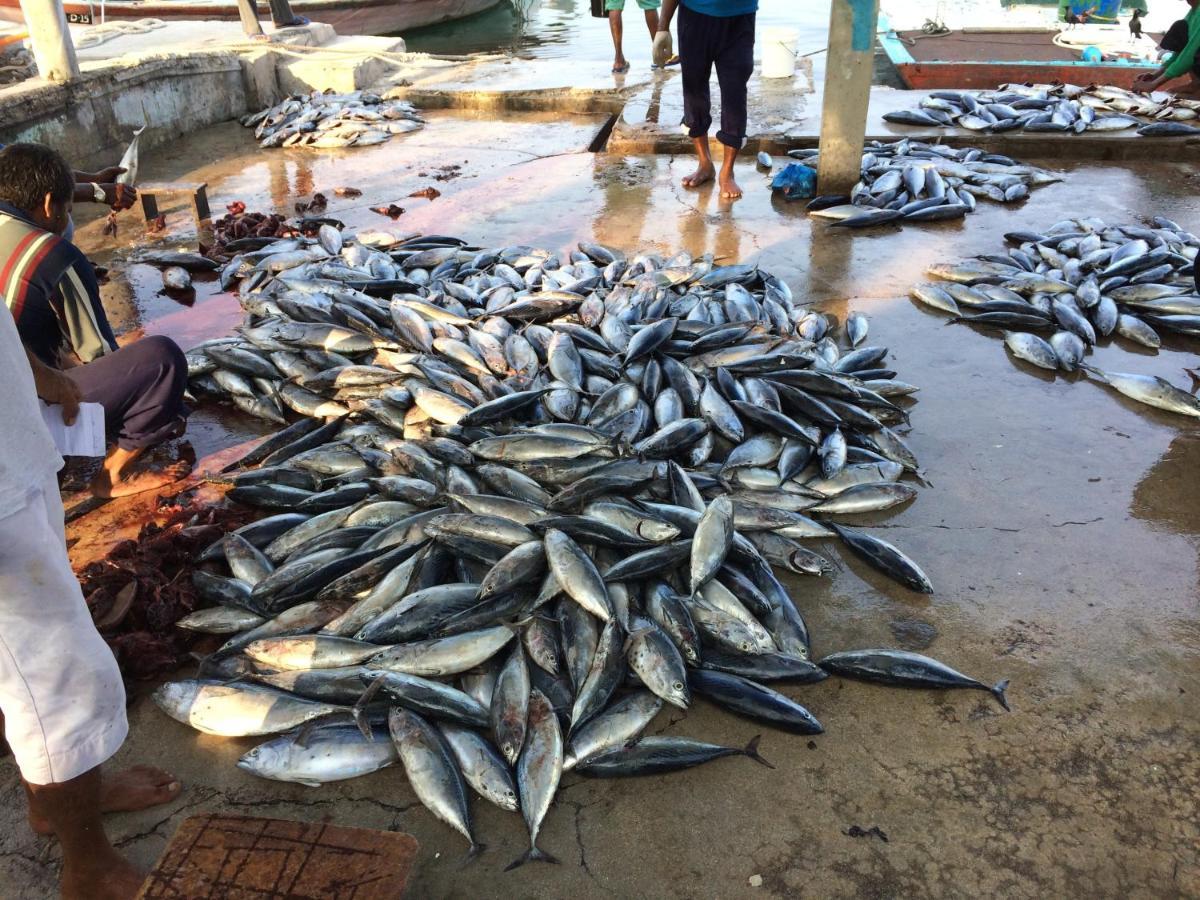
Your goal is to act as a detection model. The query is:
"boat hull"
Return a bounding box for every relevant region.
[882,27,1158,92]
[0,0,503,36]
[896,60,1157,91]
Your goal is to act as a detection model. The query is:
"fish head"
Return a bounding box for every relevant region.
[153,680,202,720]
[636,519,680,544]
[488,781,521,813]
[236,742,281,778]
[663,677,691,709]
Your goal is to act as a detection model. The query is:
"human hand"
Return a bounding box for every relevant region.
[34,366,82,425]
[93,165,127,184]
[100,183,138,211]
[653,30,673,67]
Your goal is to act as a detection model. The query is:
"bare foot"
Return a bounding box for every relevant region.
[61,844,145,900]
[91,459,193,499]
[719,174,744,200]
[682,161,716,188]
[30,766,181,835]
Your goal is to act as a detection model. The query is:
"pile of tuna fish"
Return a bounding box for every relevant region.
[883,83,1200,137]
[241,90,425,149]
[163,231,1010,868]
[786,140,1060,229]
[914,216,1200,418]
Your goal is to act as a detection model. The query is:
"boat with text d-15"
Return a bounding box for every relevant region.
[0,0,503,36]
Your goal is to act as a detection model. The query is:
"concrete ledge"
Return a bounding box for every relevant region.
[239,49,281,111]
[0,54,247,170]
[398,85,631,115]
[277,35,406,95]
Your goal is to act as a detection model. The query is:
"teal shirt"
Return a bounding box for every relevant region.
[1164,6,1200,80]
[682,0,758,16]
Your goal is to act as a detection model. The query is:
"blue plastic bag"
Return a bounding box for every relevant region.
[771,163,817,201]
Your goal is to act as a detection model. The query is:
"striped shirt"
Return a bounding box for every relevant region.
[0,302,62,518]
[0,201,116,366]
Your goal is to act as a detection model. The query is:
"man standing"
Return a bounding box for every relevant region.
[656,0,757,199]
[607,0,661,74]
[0,143,191,498]
[0,299,181,899]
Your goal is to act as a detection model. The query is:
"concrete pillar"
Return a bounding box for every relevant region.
[17,0,79,83]
[817,0,879,195]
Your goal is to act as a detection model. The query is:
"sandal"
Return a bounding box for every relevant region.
[612,62,631,74]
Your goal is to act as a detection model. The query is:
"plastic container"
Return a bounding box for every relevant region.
[762,26,798,79]
[771,164,817,201]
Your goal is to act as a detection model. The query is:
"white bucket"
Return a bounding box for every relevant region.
[762,26,799,79]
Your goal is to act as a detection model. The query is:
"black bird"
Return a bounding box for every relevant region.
[1130,9,1144,40]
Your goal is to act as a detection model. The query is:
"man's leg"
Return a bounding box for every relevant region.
[234,0,265,37]
[713,12,755,199]
[0,479,180,899]
[608,1,628,72]
[679,4,716,188]
[27,769,144,900]
[642,5,659,40]
[26,766,183,836]
[267,0,308,27]
[64,335,192,498]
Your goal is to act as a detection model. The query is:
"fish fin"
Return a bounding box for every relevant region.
[353,674,387,738]
[742,734,776,769]
[461,841,487,866]
[991,678,1011,711]
[295,719,319,749]
[194,652,230,680]
[621,626,654,654]
[504,846,560,872]
[1078,363,1106,381]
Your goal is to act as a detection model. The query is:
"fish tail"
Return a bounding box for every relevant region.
[504,845,560,872]
[462,841,487,866]
[352,674,387,738]
[991,678,1011,711]
[742,734,775,769]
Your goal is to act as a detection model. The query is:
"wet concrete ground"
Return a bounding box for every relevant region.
[2,114,1199,898]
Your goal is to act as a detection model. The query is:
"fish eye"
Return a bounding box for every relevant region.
[672,681,684,692]
[741,642,752,651]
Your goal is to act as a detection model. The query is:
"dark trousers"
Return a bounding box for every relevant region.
[678,4,756,149]
[66,335,189,452]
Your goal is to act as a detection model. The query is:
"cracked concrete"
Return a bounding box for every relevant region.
[1,113,1198,898]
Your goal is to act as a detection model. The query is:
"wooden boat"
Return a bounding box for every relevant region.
[880,26,1161,91]
[0,0,503,36]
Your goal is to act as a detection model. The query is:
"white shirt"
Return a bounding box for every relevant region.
[0,302,63,519]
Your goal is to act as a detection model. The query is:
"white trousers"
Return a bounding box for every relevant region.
[0,476,127,785]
